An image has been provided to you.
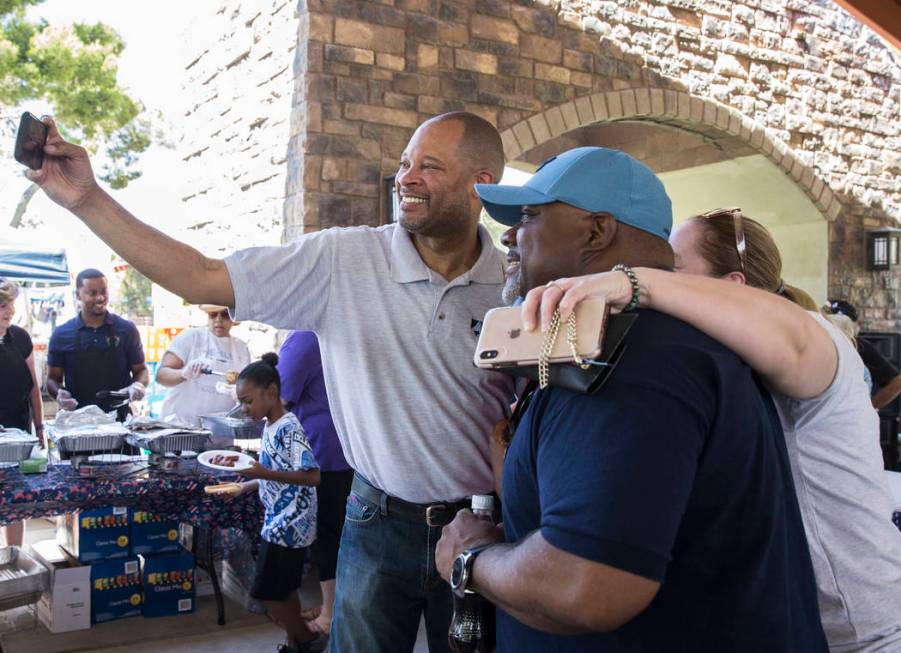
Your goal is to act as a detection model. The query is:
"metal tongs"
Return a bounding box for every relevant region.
[95,390,130,409]
[225,403,244,418]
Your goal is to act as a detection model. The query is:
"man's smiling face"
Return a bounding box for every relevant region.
[395,120,475,238]
[501,202,595,296]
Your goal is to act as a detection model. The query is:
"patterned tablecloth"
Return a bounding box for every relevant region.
[0,459,262,537]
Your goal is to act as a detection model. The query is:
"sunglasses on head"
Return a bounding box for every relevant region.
[207,310,230,320]
[698,206,746,277]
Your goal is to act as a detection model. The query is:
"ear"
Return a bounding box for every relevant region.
[470,168,496,198]
[721,271,746,285]
[586,212,618,252]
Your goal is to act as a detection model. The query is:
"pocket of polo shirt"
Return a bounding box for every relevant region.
[345,493,380,527]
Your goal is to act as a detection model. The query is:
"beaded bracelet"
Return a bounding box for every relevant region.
[612,263,641,311]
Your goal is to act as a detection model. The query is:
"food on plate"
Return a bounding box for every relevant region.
[209,453,240,467]
[224,371,239,385]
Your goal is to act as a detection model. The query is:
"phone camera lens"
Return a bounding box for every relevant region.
[480,350,498,360]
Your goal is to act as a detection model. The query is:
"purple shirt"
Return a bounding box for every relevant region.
[277,331,349,472]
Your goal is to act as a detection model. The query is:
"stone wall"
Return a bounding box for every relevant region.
[178,1,300,254]
[179,0,898,328]
[286,0,898,328]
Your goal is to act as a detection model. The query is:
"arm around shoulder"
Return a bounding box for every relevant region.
[638,269,837,399]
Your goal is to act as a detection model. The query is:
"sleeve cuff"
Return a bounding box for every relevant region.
[541,526,669,582]
[223,251,256,322]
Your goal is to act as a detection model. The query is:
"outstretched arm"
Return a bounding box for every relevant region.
[27,118,234,306]
[521,268,837,400]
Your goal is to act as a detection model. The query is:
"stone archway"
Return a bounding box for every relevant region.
[499,87,844,225]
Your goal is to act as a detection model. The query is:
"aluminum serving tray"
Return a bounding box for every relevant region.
[49,427,127,454]
[0,441,36,463]
[200,414,264,440]
[0,546,49,611]
[127,429,211,454]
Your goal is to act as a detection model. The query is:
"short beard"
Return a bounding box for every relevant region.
[501,271,522,306]
[398,188,472,238]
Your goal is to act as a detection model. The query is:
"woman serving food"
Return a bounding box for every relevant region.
[155,305,250,426]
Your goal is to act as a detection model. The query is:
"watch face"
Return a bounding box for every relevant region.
[450,555,465,590]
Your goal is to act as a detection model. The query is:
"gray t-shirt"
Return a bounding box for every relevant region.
[225,224,515,503]
[774,313,901,651]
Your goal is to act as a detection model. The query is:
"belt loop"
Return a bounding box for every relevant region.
[379,491,388,517]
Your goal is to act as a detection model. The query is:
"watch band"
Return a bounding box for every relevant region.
[452,543,496,597]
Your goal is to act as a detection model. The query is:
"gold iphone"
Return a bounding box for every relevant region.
[474,297,608,369]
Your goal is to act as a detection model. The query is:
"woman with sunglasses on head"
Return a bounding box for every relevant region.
[156,305,251,427]
[521,208,901,652]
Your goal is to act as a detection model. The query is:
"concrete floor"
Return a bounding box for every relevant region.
[1,518,430,653]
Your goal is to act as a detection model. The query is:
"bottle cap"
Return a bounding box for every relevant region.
[471,494,495,512]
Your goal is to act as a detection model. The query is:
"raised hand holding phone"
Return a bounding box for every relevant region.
[13,112,48,170]
[24,116,102,212]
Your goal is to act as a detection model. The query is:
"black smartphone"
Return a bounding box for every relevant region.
[13,112,49,170]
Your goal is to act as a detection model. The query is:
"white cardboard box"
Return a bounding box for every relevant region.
[31,539,91,633]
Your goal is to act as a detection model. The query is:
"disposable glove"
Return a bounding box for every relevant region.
[126,381,146,401]
[181,359,207,381]
[56,389,78,411]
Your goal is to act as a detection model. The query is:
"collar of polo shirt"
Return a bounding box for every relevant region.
[389,224,505,286]
[76,311,114,328]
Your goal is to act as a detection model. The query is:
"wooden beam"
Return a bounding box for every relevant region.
[832,0,901,51]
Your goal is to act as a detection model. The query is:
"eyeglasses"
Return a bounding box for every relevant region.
[699,206,746,277]
[207,310,230,320]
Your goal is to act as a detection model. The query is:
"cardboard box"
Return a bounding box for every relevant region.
[31,540,91,634]
[90,557,142,624]
[194,565,215,598]
[58,507,130,563]
[140,552,195,618]
[130,511,181,556]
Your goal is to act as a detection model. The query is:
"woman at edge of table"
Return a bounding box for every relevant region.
[517,208,901,652]
[0,277,45,547]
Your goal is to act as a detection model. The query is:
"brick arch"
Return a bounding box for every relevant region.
[499,87,843,223]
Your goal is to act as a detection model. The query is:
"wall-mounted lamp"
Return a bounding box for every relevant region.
[866,227,901,271]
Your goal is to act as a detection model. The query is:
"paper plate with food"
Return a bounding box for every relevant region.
[197,449,254,471]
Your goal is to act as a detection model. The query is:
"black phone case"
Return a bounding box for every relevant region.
[13,112,48,170]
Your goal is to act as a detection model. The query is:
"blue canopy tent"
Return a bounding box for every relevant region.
[0,247,70,285]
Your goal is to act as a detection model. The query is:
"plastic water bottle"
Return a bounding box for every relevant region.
[448,495,496,653]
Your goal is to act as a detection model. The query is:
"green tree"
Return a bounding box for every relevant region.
[1,0,152,225]
[480,210,507,249]
[115,266,152,319]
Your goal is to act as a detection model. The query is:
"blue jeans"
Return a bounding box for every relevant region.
[330,488,454,653]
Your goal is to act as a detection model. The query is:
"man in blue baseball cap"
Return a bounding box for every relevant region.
[435,147,827,652]
[478,147,675,302]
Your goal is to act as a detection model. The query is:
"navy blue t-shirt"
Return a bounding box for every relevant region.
[499,310,826,653]
[48,312,144,390]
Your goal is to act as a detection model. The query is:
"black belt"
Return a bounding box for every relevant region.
[351,474,470,527]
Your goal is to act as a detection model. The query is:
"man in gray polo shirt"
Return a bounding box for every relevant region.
[30,111,515,653]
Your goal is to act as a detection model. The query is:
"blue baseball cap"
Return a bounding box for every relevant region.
[475,146,672,240]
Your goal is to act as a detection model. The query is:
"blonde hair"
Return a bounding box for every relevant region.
[690,212,816,311]
[823,312,859,346]
[0,278,19,305]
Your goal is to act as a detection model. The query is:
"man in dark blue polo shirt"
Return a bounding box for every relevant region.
[436,148,827,652]
[47,268,148,421]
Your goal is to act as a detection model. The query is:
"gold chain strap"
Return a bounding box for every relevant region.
[538,309,590,389]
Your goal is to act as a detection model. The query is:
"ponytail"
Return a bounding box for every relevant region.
[237,352,281,392]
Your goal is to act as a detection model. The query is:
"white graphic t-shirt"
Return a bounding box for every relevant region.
[159,327,251,426]
[259,412,319,548]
